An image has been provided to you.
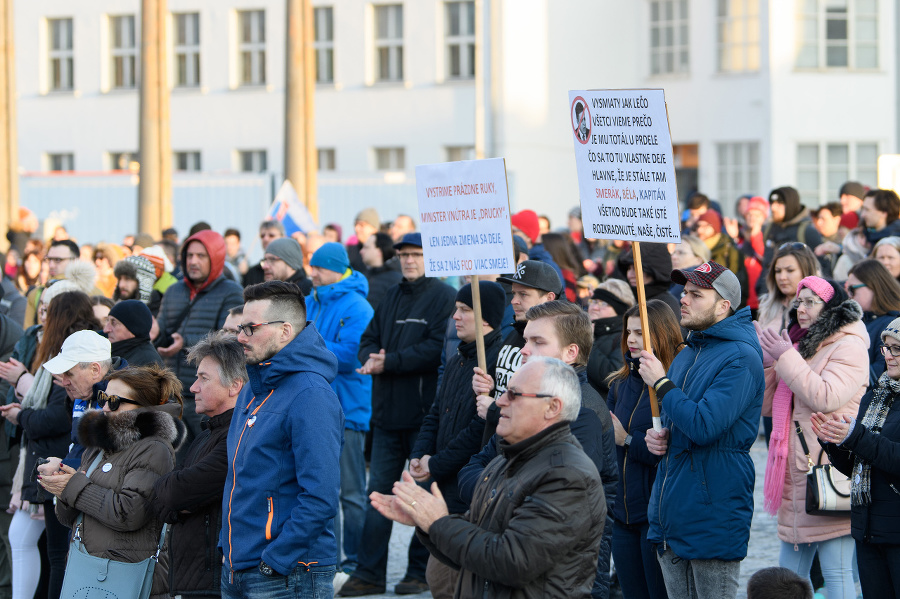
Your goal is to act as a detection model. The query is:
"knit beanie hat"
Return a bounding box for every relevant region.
[310,242,350,274]
[881,316,900,344]
[796,276,835,303]
[747,196,770,216]
[456,281,507,330]
[139,246,173,277]
[109,300,153,338]
[265,238,305,271]
[696,211,722,234]
[355,208,381,230]
[115,256,156,302]
[510,210,540,244]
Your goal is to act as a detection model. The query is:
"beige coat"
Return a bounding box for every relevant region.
[763,307,868,544]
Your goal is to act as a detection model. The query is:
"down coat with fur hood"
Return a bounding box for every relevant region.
[763,298,869,544]
[56,407,186,599]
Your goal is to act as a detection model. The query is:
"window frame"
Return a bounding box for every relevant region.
[313,7,335,84]
[445,1,475,79]
[715,141,760,205]
[48,18,74,92]
[238,149,268,173]
[238,10,267,86]
[796,141,879,205]
[715,0,760,73]
[374,4,404,82]
[46,153,75,172]
[109,15,137,89]
[374,147,405,171]
[649,0,690,76]
[796,0,879,70]
[174,151,202,172]
[173,12,201,88]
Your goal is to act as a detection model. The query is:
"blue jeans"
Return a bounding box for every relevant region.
[612,520,668,599]
[351,427,429,585]
[656,547,740,599]
[334,429,367,570]
[779,536,856,599]
[221,562,335,598]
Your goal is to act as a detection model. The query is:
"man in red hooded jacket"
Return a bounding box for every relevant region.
[156,230,244,444]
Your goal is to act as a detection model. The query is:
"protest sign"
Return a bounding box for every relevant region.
[416,158,515,278]
[569,89,680,244]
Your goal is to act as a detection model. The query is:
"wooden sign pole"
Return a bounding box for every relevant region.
[470,274,488,372]
[632,241,663,431]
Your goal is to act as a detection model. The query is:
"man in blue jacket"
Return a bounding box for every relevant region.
[220,281,344,598]
[637,261,764,599]
[306,243,375,575]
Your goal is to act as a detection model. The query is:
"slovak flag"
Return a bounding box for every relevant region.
[265,180,318,235]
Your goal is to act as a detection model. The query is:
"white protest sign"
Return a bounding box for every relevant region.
[569,89,680,243]
[416,158,515,277]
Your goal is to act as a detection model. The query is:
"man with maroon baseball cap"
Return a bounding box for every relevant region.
[632,260,764,599]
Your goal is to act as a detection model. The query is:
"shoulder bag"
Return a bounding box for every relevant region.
[794,420,852,516]
[59,451,168,599]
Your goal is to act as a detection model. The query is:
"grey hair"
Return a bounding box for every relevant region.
[186,330,249,386]
[526,356,581,422]
[78,359,112,373]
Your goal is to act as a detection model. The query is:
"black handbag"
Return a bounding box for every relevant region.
[794,420,852,516]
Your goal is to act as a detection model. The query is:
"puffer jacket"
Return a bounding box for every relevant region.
[824,385,900,544]
[648,306,764,560]
[423,422,605,599]
[153,408,233,596]
[155,231,244,392]
[358,275,456,430]
[587,316,623,398]
[221,323,343,575]
[307,270,375,432]
[411,329,503,514]
[607,356,663,525]
[56,407,186,599]
[763,299,868,544]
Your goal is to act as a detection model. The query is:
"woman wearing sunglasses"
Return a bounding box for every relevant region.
[755,276,868,598]
[38,364,185,599]
[813,317,900,599]
[845,259,900,387]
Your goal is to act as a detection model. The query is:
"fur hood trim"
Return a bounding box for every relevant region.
[78,408,187,454]
[797,299,863,360]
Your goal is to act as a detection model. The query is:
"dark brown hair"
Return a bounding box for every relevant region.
[34,291,100,372]
[243,280,307,332]
[106,364,184,412]
[541,232,586,277]
[608,299,683,383]
[848,259,900,315]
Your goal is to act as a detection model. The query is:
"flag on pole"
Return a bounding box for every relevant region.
[265,180,318,235]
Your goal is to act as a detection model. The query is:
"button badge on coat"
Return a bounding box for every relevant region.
[102,463,112,472]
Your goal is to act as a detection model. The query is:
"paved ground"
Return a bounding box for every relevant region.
[344,435,854,598]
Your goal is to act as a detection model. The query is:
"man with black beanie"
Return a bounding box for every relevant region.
[104,300,163,366]
[407,280,507,599]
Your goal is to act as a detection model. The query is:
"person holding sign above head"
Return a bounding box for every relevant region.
[637,261,764,599]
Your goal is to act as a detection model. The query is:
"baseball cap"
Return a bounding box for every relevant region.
[671,261,741,309]
[393,232,423,250]
[43,330,112,375]
[497,260,563,297]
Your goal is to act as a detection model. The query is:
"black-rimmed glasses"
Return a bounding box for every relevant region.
[236,321,286,337]
[881,344,900,358]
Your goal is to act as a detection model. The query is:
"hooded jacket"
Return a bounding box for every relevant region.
[647,307,764,560]
[763,299,867,544]
[155,231,243,392]
[865,218,900,247]
[762,187,823,271]
[56,407,186,599]
[220,323,343,575]
[616,244,681,319]
[587,315,623,398]
[306,270,375,432]
[358,275,456,430]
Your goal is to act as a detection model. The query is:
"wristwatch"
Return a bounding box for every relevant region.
[259,561,276,577]
[623,434,633,451]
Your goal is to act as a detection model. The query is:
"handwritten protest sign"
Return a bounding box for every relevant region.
[416,158,515,278]
[569,89,680,243]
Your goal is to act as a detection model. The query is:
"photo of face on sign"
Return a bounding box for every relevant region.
[572,98,591,143]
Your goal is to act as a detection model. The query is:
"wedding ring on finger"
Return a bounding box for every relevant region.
[410,500,417,507]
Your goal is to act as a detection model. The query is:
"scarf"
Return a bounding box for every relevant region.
[763,324,809,515]
[852,372,900,505]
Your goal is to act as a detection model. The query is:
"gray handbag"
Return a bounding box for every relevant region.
[59,451,168,599]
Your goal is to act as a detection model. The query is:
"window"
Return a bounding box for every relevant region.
[797,0,878,69]
[446,1,475,79]
[374,5,403,81]
[108,151,136,170]
[314,7,334,83]
[238,150,267,172]
[48,18,74,91]
[716,142,760,204]
[46,153,74,171]
[317,149,336,171]
[446,146,475,162]
[239,10,266,85]
[650,0,689,75]
[174,13,200,87]
[716,0,759,72]
[110,15,137,89]
[375,147,405,170]
[797,142,878,204]
[174,151,202,171]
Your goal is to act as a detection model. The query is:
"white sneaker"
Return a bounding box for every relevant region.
[333,571,350,596]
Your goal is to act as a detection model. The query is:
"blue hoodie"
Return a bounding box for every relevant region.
[220,323,343,574]
[307,270,374,432]
[647,307,764,561]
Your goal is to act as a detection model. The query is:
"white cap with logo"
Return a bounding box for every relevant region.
[43,330,112,375]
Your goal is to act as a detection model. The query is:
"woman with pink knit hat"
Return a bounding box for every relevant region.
[754,276,868,597]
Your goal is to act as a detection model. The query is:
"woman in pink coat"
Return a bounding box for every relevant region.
[756,276,868,598]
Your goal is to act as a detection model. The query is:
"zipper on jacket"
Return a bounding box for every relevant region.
[205,515,212,571]
[266,497,274,540]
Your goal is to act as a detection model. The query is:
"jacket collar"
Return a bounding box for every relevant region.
[78,407,183,453]
[498,420,571,462]
[202,408,235,431]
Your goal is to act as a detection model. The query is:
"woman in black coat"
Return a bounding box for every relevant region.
[813,315,900,598]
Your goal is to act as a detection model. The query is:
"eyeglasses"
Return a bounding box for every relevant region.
[779,242,806,251]
[236,321,285,337]
[847,283,867,298]
[881,344,900,357]
[504,388,555,402]
[792,298,825,310]
[397,251,424,260]
[260,256,282,265]
[96,390,142,411]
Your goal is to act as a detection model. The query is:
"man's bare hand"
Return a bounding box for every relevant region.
[476,395,493,420]
[157,332,184,358]
[472,367,494,396]
[357,349,386,375]
[646,427,669,456]
[638,350,666,387]
[409,455,431,481]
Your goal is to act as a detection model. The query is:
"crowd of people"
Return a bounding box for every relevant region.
[0,184,897,599]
